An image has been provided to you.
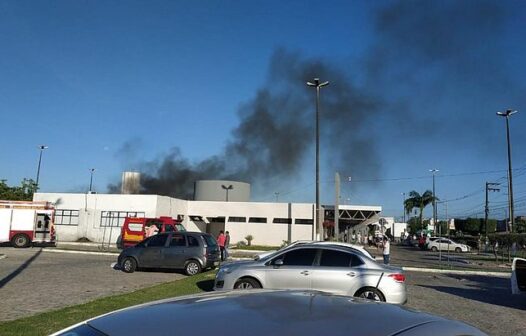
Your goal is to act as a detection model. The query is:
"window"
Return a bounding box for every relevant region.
[164,225,175,232]
[202,234,217,247]
[228,216,246,223]
[147,234,168,247]
[295,218,313,225]
[249,217,267,223]
[100,211,145,227]
[273,218,292,224]
[170,234,186,247]
[54,209,79,226]
[276,248,316,266]
[320,249,352,267]
[187,235,200,247]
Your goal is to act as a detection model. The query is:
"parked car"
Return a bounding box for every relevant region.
[255,240,377,261]
[511,257,526,295]
[50,290,487,336]
[427,238,470,253]
[117,216,185,249]
[117,232,220,275]
[215,244,407,304]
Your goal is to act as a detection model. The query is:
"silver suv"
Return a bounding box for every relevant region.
[214,244,406,304]
[118,232,220,275]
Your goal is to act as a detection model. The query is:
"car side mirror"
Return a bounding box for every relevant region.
[274,259,284,266]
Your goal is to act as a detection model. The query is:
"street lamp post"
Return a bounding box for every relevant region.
[307,78,329,241]
[496,109,518,233]
[89,168,96,193]
[429,169,439,232]
[222,184,233,202]
[35,145,48,191]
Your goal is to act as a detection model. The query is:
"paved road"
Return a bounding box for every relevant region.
[405,271,526,336]
[0,247,185,322]
[1,244,525,336]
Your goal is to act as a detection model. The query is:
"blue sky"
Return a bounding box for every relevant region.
[1,0,525,220]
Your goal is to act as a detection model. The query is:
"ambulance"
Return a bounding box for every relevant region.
[0,200,56,247]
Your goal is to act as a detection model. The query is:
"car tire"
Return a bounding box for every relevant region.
[185,260,202,276]
[234,278,262,290]
[431,246,438,252]
[11,234,30,248]
[355,287,386,302]
[122,257,137,273]
[455,247,462,253]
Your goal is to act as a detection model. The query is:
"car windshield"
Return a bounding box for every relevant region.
[202,234,217,247]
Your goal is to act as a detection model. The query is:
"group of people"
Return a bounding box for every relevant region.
[216,230,230,261]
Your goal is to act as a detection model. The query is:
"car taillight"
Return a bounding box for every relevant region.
[388,273,405,283]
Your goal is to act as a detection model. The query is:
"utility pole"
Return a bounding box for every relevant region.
[402,192,406,223]
[335,172,340,241]
[429,169,439,232]
[484,182,500,237]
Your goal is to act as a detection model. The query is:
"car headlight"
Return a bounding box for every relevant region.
[219,266,233,274]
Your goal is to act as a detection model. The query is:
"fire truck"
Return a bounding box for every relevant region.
[0,200,56,248]
[118,216,185,249]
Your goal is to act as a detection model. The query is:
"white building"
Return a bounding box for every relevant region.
[33,192,382,246]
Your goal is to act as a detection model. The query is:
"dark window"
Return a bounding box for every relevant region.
[100,211,145,227]
[164,225,175,232]
[147,234,168,247]
[295,218,313,225]
[170,234,186,247]
[319,249,352,267]
[228,216,246,223]
[54,209,80,226]
[351,254,364,267]
[187,235,200,247]
[273,218,292,224]
[278,248,316,266]
[249,217,267,223]
[207,216,225,223]
[202,234,217,247]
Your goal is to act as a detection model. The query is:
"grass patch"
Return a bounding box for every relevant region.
[0,271,216,336]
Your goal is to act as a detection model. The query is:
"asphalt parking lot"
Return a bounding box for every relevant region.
[0,245,525,336]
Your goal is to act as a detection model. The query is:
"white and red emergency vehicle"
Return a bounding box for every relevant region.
[0,200,56,248]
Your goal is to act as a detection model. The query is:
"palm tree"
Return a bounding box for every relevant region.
[404,190,438,231]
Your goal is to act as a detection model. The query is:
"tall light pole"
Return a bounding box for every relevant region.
[496,109,518,232]
[222,184,233,202]
[307,78,329,241]
[35,145,48,191]
[429,169,439,232]
[89,168,96,193]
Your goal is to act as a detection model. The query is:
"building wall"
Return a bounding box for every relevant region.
[34,193,379,246]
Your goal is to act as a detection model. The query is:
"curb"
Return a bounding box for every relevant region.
[402,266,511,278]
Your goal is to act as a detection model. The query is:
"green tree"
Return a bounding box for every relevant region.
[404,190,437,231]
[0,179,37,201]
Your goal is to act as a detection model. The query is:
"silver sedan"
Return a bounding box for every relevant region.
[214,244,407,304]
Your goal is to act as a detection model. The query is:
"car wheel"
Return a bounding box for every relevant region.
[122,257,137,273]
[431,246,438,252]
[455,247,462,253]
[355,287,386,302]
[185,260,202,276]
[11,234,30,248]
[234,278,261,290]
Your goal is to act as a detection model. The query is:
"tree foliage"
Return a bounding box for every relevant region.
[0,179,37,201]
[404,190,437,230]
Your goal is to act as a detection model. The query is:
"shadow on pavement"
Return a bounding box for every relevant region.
[0,249,43,289]
[196,279,215,292]
[419,274,526,310]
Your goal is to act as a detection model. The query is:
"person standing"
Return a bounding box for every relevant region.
[224,231,231,260]
[383,237,390,265]
[217,230,226,261]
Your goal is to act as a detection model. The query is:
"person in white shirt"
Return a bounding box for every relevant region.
[383,237,390,265]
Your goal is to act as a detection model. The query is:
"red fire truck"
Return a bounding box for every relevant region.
[118,216,185,249]
[0,200,56,248]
